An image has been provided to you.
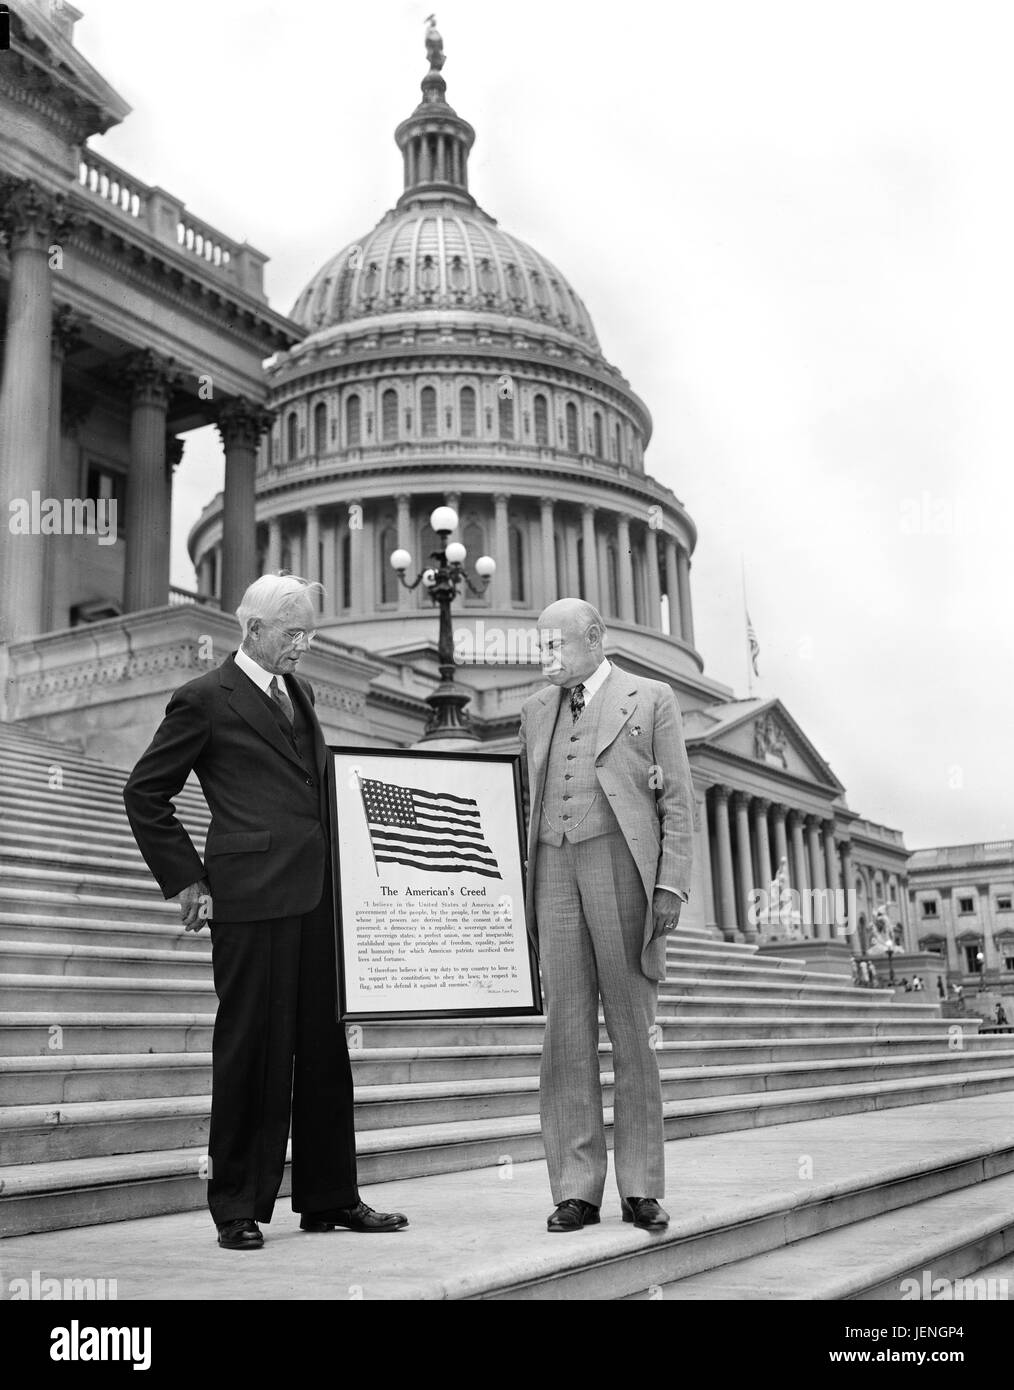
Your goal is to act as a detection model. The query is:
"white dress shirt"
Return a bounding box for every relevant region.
[235,646,277,694]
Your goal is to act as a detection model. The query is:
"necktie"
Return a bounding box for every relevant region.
[269,675,294,724]
[569,684,585,722]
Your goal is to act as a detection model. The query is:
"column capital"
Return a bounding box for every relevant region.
[52,305,85,358]
[711,784,732,805]
[731,789,751,812]
[540,495,555,511]
[752,797,771,816]
[769,801,788,821]
[216,396,274,450]
[124,349,178,409]
[493,492,510,508]
[821,817,837,836]
[0,176,76,251]
[837,837,853,854]
[395,493,412,508]
[804,812,823,831]
[582,500,597,516]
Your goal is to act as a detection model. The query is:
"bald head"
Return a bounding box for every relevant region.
[537,597,607,688]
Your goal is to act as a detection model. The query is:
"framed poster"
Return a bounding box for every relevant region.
[328,746,541,1021]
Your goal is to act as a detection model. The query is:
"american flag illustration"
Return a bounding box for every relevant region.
[359,776,502,879]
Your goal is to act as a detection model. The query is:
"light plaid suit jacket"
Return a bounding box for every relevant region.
[518,667,695,981]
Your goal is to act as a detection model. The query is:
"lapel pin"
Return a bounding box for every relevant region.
[629,725,642,737]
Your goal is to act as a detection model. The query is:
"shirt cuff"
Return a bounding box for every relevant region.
[657,884,688,902]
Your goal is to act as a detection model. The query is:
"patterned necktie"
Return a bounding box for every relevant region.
[569,683,585,722]
[269,675,294,724]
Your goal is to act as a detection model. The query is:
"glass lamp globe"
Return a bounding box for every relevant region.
[422,568,437,587]
[475,555,496,577]
[430,505,458,535]
[445,541,466,565]
[390,548,412,572]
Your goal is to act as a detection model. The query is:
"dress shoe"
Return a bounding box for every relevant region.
[299,1200,408,1233]
[621,1197,669,1230]
[547,1199,600,1232]
[216,1218,264,1250]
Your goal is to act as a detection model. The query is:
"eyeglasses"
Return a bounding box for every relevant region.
[263,621,316,647]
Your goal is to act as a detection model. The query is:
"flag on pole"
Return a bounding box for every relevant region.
[746,610,760,677]
[359,776,502,879]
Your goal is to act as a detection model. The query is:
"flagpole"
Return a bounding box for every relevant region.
[355,768,380,876]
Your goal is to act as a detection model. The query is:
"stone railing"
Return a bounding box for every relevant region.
[910,840,1014,868]
[76,149,268,301]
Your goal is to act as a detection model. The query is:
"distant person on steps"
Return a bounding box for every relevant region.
[123,573,408,1250]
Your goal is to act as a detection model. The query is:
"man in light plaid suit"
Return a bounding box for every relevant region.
[518,598,695,1232]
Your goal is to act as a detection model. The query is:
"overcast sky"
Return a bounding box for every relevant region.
[70,0,1013,849]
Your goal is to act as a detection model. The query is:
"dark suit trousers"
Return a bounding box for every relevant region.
[206,869,358,1224]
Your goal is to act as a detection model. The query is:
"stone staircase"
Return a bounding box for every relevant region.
[3,721,1014,1298]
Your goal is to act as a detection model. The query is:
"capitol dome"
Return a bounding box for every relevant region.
[289,205,601,351]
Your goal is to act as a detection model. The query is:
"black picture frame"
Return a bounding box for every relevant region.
[327,745,542,1021]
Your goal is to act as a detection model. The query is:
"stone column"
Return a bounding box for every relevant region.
[123,350,177,613]
[712,786,738,940]
[539,497,556,607]
[321,515,337,617]
[597,526,611,616]
[696,787,717,932]
[581,503,599,607]
[304,505,321,608]
[266,517,282,574]
[615,513,635,622]
[644,525,662,631]
[347,497,363,612]
[804,816,827,938]
[733,792,756,941]
[564,516,580,598]
[771,803,790,886]
[197,552,214,599]
[839,839,854,940]
[676,544,695,647]
[788,811,809,930]
[43,308,85,630]
[752,798,772,894]
[493,493,511,607]
[216,397,272,614]
[664,534,682,639]
[396,493,412,611]
[822,820,840,934]
[0,180,74,642]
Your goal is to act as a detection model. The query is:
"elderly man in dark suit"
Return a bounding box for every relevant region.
[519,598,695,1233]
[123,573,408,1249]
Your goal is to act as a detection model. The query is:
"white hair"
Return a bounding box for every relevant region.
[236,572,325,638]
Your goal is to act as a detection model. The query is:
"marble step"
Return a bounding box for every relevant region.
[0,1010,984,1057]
[0,847,187,886]
[0,939,215,980]
[0,830,154,866]
[0,912,212,953]
[0,882,186,923]
[659,975,897,1001]
[638,1171,1014,1300]
[6,1064,1014,1165]
[6,1091,1014,1243]
[0,807,155,850]
[6,1043,1014,1106]
[0,775,208,822]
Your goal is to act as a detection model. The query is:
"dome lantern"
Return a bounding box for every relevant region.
[394,17,476,210]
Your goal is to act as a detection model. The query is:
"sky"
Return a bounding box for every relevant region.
[66,0,1014,848]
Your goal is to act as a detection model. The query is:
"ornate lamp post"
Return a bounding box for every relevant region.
[976,949,985,993]
[390,505,495,743]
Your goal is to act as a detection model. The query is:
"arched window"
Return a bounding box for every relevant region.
[313,402,327,456]
[534,394,549,446]
[632,548,645,625]
[346,394,361,446]
[576,536,585,600]
[509,523,525,603]
[565,402,579,454]
[614,422,622,461]
[286,411,298,462]
[592,411,604,459]
[554,528,566,599]
[460,385,477,437]
[420,386,437,438]
[379,524,398,604]
[498,394,515,441]
[463,520,485,603]
[382,388,398,442]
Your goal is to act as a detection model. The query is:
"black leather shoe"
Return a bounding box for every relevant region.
[299,1200,408,1233]
[621,1197,669,1230]
[547,1199,600,1232]
[216,1218,264,1250]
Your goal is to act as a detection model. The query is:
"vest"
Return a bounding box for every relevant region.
[538,680,619,846]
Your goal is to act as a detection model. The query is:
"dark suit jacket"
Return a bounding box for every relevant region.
[123,652,329,923]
